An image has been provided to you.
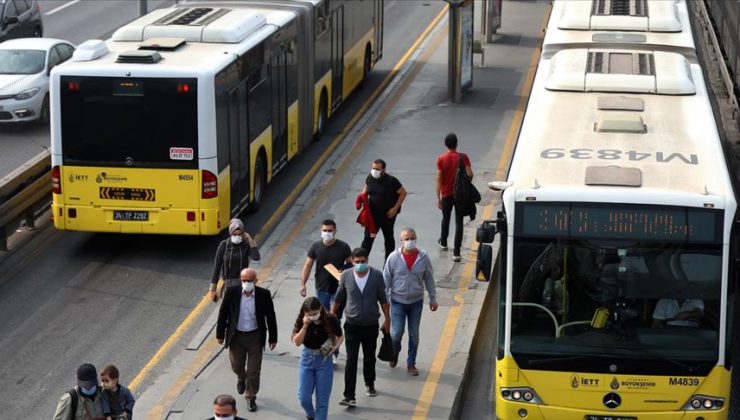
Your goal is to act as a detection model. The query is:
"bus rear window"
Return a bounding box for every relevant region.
[60,76,198,168]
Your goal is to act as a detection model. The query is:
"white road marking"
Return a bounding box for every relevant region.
[45,0,81,16]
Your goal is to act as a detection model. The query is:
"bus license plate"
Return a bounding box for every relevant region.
[585,416,637,420]
[113,210,148,221]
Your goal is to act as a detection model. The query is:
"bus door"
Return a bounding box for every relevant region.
[330,5,344,110]
[228,81,250,214]
[270,47,288,174]
[373,0,384,61]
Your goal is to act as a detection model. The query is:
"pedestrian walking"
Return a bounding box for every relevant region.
[210,218,260,302]
[300,219,353,315]
[332,247,391,407]
[99,364,135,419]
[216,268,278,412]
[53,363,106,420]
[207,394,247,420]
[292,297,344,420]
[436,133,473,261]
[383,228,438,376]
[357,159,407,260]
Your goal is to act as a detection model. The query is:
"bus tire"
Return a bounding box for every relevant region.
[314,91,327,142]
[362,44,372,85]
[248,153,266,214]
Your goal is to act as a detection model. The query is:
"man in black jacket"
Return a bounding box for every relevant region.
[217,268,278,413]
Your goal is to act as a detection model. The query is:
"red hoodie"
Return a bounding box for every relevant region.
[355,192,378,236]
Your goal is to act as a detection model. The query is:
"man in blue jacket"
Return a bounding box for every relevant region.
[383,228,438,376]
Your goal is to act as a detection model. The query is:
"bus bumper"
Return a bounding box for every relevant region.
[52,204,221,235]
[496,398,728,420]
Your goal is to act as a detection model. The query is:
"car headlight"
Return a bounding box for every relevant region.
[15,87,41,100]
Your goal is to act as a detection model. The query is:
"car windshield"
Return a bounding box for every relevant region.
[0,50,46,75]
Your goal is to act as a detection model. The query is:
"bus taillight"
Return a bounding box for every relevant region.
[51,165,61,194]
[202,170,217,199]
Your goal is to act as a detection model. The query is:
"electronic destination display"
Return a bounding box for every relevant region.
[516,203,722,243]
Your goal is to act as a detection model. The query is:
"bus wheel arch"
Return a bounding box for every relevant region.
[363,43,372,82]
[248,149,267,214]
[315,88,328,141]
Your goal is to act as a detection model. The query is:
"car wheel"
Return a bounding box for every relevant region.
[32,27,42,38]
[38,94,50,125]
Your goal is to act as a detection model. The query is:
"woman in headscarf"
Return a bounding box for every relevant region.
[209,218,260,302]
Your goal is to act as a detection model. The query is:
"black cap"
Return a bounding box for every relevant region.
[77,363,97,389]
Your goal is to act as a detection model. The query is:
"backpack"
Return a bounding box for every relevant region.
[453,153,480,205]
[66,388,78,420]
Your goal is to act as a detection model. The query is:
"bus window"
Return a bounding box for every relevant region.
[248,66,271,143]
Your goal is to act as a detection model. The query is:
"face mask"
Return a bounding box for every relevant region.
[80,385,97,396]
[321,231,334,242]
[403,239,416,251]
[370,169,382,179]
[354,262,369,273]
[214,416,234,420]
[230,235,243,244]
[242,281,255,293]
[308,313,321,321]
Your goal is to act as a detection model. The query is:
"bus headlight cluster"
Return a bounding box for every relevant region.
[501,387,543,404]
[682,395,724,411]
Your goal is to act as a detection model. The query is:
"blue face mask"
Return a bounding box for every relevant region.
[354,263,369,273]
[80,385,97,396]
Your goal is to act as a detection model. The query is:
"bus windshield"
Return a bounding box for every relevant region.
[509,238,722,376]
[60,76,198,169]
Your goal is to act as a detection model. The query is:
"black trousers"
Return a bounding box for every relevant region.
[361,213,396,261]
[343,322,378,399]
[440,196,464,255]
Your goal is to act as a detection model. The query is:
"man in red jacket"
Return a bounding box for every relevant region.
[435,133,473,262]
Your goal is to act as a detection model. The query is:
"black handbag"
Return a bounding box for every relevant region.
[377,330,396,362]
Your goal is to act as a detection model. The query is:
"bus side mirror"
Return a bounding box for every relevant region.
[476,220,497,244]
[476,243,493,282]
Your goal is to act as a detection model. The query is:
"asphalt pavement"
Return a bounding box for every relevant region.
[132,1,550,418]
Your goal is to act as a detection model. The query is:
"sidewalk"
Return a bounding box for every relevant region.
[134,1,550,418]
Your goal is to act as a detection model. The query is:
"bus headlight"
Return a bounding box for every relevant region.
[501,387,543,405]
[15,87,40,100]
[682,395,724,411]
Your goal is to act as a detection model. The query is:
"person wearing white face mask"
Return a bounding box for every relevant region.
[292,297,344,420]
[207,394,246,420]
[383,228,438,376]
[357,159,407,260]
[300,219,353,347]
[209,218,260,302]
[217,268,278,413]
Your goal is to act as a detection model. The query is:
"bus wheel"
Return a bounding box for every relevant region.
[362,45,372,84]
[248,154,266,214]
[314,92,327,142]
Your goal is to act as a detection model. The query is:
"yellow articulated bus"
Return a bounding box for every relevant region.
[50,0,383,234]
[476,0,739,419]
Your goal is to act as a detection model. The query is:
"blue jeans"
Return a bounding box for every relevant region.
[298,347,334,420]
[316,290,343,320]
[390,299,424,366]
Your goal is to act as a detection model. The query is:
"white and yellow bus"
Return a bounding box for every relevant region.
[50,0,383,234]
[477,0,739,418]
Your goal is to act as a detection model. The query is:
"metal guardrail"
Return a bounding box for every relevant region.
[0,151,51,251]
[699,0,740,117]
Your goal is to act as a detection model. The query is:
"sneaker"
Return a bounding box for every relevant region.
[247,398,257,412]
[408,365,419,376]
[452,254,461,262]
[437,238,448,250]
[236,379,245,395]
[339,397,356,407]
[365,384,377,397]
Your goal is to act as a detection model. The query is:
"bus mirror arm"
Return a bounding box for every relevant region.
[476,212,506,244]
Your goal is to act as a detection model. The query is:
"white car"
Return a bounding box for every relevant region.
[0,38,73,124]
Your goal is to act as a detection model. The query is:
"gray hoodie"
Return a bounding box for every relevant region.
[383,248,436,305]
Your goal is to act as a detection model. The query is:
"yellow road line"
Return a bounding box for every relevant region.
[138,6,449,415]
[411,4,552,418]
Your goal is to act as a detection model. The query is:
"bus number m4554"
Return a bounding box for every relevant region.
[669,377,700,386]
